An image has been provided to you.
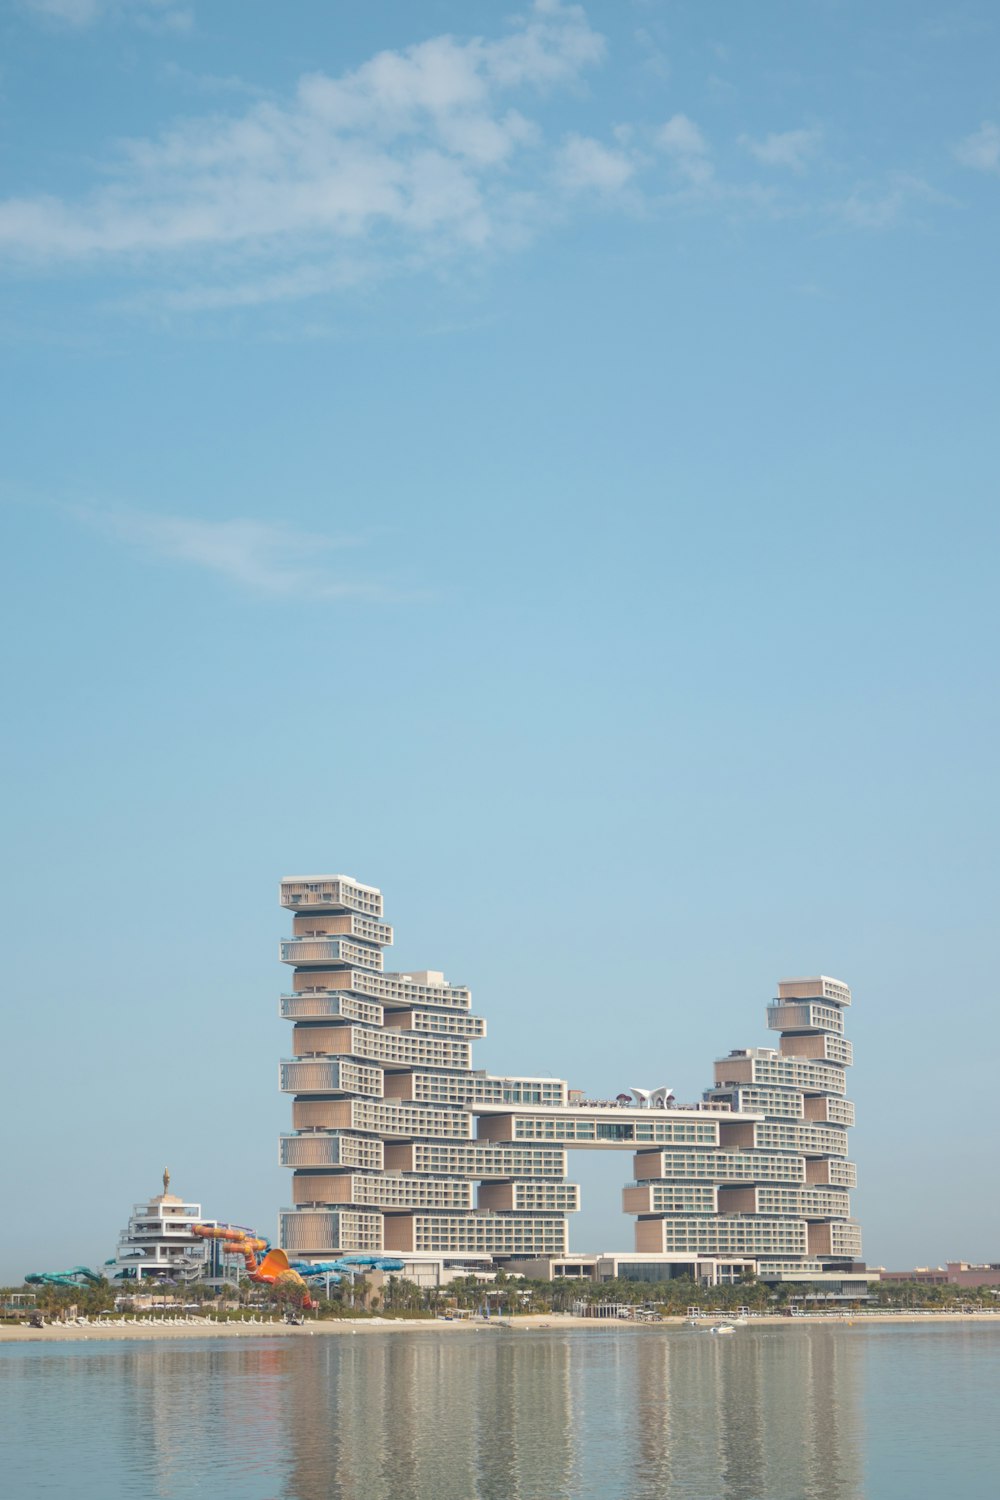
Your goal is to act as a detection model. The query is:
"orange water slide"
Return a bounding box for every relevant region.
[191,1225,315,1307]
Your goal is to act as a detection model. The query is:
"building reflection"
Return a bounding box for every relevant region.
[93,1324,864,1500]
[282,1331,575,1500]
[628,1325,864,1500]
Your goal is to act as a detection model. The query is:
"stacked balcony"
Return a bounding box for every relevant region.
[627,975,859,1269]
[278,875,573,1260]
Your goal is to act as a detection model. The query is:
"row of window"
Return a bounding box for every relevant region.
[747,1056,848,1095]
[752,1122,849,1156]
[513,1118,719,1145]
[644,1150,806,1184]
[649,1220,810,1254]
[342,1028,472,1071]
[280,1135,384,1170]
[348,1101,474,1139]
[410,1145,567,1178]
[279,1210,384,1253]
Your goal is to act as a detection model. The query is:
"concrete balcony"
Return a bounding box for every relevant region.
[279,993,384,1026]
[291,912,392,946]
[279,1133,385,1171]
[280,937,383,970]
[279,1059,383,1098]
[280,876,383,917]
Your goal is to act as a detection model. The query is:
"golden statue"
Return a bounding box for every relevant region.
[163,1167,170,1195]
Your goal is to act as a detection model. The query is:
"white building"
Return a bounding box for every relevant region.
[110,1171,222,1283]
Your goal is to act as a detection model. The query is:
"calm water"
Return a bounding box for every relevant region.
[2,1324,998,1500]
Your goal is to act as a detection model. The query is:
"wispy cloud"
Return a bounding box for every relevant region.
[655,114,714,185]
[2,2,964,314]
[834,173,949,230]
[955,121,1000,174]
[81,509,394,600]
[0,0,604,309]
[21,0,192,31]
[739,128,821,174]
[554,133,636,193]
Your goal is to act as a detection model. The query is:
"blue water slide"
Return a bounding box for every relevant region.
[25,1267,105,1287]
[333,1256,406,1271]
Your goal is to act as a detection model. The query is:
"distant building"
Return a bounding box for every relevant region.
[109,1171,226,1284]
[879,1262,1000,1288]
[278,875,868,1288]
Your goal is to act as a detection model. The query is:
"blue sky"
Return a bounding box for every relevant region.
[1,0,998,1281]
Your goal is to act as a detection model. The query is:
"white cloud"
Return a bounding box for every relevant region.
[739,128,821,173]
[835,174,946,230]
[22,0,191,29]
[555,133,635,192]
[0,2,604,306]
[955,121,1000,174]
[83,509,388,600]
[655,114,713,185]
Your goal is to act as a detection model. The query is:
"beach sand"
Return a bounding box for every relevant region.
[3,1311,998,1344]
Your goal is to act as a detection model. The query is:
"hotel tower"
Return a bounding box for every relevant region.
[278,875,862,1285]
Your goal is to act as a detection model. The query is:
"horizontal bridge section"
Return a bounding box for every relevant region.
[477,1111,729,1148]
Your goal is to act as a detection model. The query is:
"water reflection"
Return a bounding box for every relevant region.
[0,1325,874,1500]
[277,1326,862,1500]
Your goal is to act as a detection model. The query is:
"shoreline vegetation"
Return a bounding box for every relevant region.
[4,1309,1000,1344]
[7,1270,998,1345]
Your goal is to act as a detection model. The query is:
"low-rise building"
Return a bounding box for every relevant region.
[109,1171,230,1284]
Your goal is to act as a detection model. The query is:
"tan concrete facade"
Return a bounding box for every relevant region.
[278,878,863,1278]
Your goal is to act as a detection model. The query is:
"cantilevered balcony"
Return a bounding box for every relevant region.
[279,937,383,970]
[280,876,383,917]
[291,912,392,946]
[279,993,384,1025]
[279,1059,383,1098]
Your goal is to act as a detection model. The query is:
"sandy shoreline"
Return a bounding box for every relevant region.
[3,1312,999,1344]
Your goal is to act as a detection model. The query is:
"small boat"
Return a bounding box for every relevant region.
[708,1323,736,1335]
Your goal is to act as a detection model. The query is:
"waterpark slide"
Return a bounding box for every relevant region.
[288,1256,407,1283]
[191,1225,317,1307]
[25,1267,104,1288]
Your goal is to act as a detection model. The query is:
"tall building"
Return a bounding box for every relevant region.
[279,876,863,1285]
